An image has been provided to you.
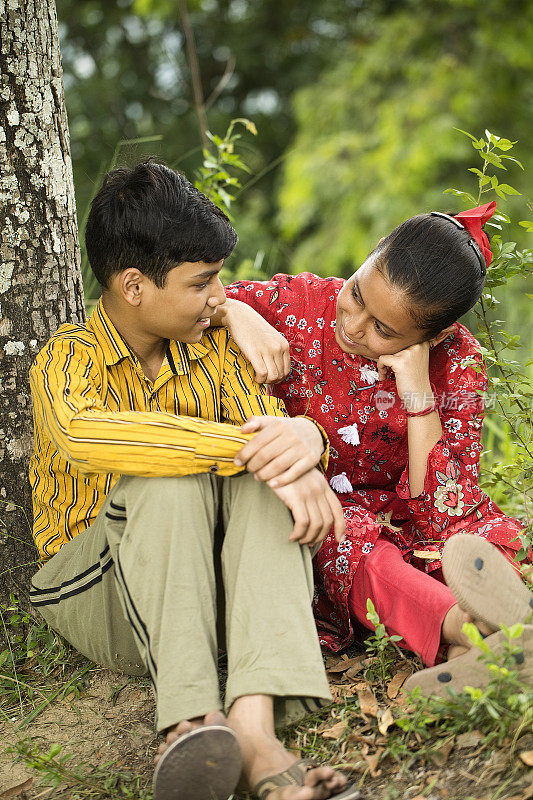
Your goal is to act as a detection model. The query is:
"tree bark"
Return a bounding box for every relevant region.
[0,0,85,601]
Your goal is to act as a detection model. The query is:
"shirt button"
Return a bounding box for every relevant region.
[209,464,219,473]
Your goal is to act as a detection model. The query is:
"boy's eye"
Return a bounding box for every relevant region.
[196,281,209,289]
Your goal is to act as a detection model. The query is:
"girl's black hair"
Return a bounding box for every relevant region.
[85,160,237,288]
[372,214,487,338]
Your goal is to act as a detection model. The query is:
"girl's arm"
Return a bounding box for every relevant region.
[212,297,290,384]
[382,342,496,544]
[218,272,324,384]
[377,341,441,497]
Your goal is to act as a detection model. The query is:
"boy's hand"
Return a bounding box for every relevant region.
[270,468,346,545]
[235,416,324,485]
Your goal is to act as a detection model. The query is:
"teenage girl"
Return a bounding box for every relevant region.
[216,202,533,692]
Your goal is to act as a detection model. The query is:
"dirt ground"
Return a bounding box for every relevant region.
[1,663,532,800]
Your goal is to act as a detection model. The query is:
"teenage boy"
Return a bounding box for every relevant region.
[28,163,359,800]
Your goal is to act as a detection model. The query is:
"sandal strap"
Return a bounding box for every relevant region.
[254,758,317,800]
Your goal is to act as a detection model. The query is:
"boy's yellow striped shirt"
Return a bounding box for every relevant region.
[29,300,291,561]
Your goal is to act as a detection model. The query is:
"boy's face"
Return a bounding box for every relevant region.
[136,260,226,343]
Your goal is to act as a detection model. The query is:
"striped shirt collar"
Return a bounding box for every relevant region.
[87,298,212,374]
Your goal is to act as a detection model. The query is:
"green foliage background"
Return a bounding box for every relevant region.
[57,0,532,307]
[56,0,532,524]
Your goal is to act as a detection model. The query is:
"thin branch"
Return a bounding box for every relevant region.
[205,55,236,110]
[177,0,209,150]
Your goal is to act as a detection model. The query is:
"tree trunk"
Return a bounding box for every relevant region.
[0,0,85,601]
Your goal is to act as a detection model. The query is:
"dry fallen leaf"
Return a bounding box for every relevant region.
[523,783,533,799]
[362,746,384,777]
[378,706,395,735]
[0,778,33,799]
[520,751,533,767]
[345,661,365,680]
[327,656,364,674]
[429,736,455,766]
[413,550,441,560]
[348,732,376,745]
[321,721,346,740]
[376,511,402,533]
[329,685,346,702]
[387,669,412,699]
[456,730,483,749]
[355,682,378,718]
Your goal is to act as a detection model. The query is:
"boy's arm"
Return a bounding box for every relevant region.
[31,336,257,477]
[220,332,329,479]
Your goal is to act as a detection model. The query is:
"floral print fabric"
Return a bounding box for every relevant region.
[226,273,524,651]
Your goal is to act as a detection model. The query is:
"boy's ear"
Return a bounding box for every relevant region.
[119,269,144,306]
[429,325,455,348]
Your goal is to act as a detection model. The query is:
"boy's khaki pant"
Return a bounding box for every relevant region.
[30,473,331,732]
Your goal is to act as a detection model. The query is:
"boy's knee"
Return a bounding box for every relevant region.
[119,473,214,504]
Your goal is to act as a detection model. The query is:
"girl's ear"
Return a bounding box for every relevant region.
[429,325,455,348]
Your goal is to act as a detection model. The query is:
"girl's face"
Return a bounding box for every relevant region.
[335,258,426,361]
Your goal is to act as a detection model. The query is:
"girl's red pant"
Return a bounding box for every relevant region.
[347,535,519,666]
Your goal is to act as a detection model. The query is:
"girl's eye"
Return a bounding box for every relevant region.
[196,281,209,289]
[374,321,390,338]
[351,286,362,304]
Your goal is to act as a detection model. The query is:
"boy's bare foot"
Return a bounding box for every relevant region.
[155,709,227,764]
[228,696,348,800]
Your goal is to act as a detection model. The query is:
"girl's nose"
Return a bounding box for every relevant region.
[344,316,365,340]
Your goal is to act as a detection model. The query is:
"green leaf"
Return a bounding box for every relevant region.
[501,155,524,169]
[481,150,506,169]
[497,184,521,195]
[462,622,491,653]
[505,623,524,639]
[454,127,479,142]
[494,139,515,151]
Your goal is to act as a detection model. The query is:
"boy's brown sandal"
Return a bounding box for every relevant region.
[254,758,361,800]
[403,624,533,698]
[441,533,533,630]
[152,724,242,800]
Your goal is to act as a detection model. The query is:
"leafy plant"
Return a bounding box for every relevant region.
[446,129,532,545]
[194,117,257,218]
[391,622,533,764]
[365,598,403,685]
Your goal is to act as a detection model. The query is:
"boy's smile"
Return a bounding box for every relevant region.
[140,259,227,344]
[104,259,226,351]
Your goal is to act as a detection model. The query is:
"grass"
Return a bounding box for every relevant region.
[8,739,153,800]
[2,541,533,800]
[2,597,533,799]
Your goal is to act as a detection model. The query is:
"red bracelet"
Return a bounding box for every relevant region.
[405,401,437,418]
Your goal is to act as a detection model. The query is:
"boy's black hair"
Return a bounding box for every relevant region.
[85,161,238,288]
[372,213,487,338]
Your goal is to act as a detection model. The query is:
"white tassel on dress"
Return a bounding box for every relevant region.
[338,423,360,446]
[330,472,353,493]
[360,364,379,384]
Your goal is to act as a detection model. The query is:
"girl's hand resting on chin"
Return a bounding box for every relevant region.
[376,341,434,409]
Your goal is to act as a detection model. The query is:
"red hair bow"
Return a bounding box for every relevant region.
[454,201,497,267]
